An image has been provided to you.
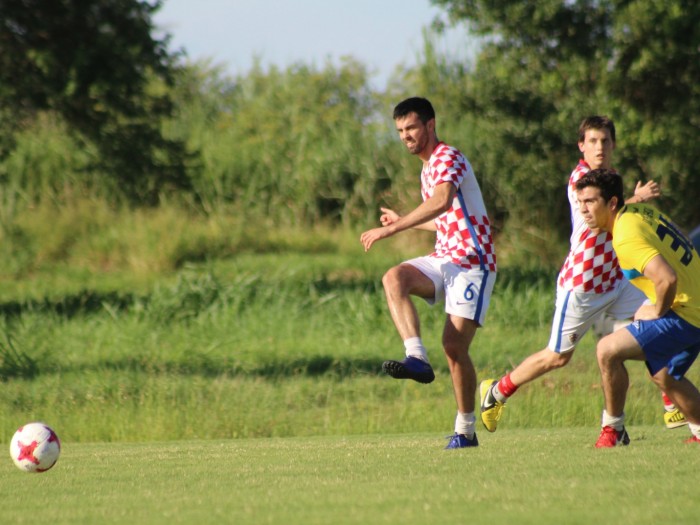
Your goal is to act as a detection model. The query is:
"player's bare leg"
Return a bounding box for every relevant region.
[597,328,644,418]
[509,348,573,386]
[443,314,480,448]
[479,347,573,432]
[652,370,700,426]
[443,315,478,414]
[381,263,436,384]
[594,328,643,447]
[381,263,434,340]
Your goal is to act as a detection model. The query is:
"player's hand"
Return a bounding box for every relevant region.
[360,226,392,252]
[634,304,660,321]
[379,207,400,226]
[634,180,660,203]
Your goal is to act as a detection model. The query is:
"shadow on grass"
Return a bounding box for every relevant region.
[251,355,383,379]
[42,354,385,381]
[0,276,382,321]
[0,336,38,381]
[0,290,137,319]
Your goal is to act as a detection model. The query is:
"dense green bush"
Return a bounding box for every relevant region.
[3,4,699,271]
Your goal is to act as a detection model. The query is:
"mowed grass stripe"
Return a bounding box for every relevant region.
[0,427,696,525]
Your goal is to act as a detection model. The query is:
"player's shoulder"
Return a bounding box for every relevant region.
[615,204,655,235]
[432,141,464,158]
[569,160,589,183]
[430,142,470,168]
[618,203,656,220]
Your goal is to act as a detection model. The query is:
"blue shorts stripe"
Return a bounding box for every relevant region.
[554,290,571,353]
[473,270,488,322]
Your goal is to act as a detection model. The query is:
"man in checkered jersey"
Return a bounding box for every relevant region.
[479,116,684,437]
[361,97,497,449]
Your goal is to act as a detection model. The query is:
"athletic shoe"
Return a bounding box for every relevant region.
[664,407,688,429]
[479,379,505,432]
[594,425,630,448]
[684,435,700,444]
[444,433,479,449]
[382,356,435,384]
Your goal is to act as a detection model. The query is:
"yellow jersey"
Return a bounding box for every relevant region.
[613,204,700,328]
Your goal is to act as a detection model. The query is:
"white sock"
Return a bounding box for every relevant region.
[688,422,700,439]
[404,337,429,363]
[492,382,507,403]
[601,410,625,431]
[455,411,476,437]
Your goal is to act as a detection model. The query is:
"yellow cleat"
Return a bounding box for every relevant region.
[664,407,688,429]
[479,379,505,433]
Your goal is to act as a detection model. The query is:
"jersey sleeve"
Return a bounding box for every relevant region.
[431,145,466,187]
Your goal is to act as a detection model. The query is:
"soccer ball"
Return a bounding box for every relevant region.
[9,422,61,473]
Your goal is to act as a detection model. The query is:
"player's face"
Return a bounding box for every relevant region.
[578,128,615,169]
[576,186,615,232]
[395,112,433,157]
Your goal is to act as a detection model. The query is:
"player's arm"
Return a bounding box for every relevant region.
[379,207,437,232]
[413,220,438,231]
[394,181,454,232]
[626,180,661,204]
[635,254,678,320]
[360,182,454,251]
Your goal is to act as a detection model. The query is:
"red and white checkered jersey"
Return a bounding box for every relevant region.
[421,142,497,272]
[557,160,622,293]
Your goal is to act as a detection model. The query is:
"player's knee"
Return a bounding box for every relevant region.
[381,266,402,291]
[442,342,470,363]
[382,265,418,294]
[596,337,618,365]
[650,370,674,391]
[548,351,572,370]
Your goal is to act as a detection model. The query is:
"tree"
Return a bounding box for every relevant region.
[0,0,192,203]
[431,0,700,246]
[171,58,392,225]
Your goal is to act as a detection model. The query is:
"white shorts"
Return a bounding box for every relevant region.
[547,278,646,353]
[404,256,496,326]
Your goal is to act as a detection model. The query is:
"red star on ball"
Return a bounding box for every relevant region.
[16,441,40,464]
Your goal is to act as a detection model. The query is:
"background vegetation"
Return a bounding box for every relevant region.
[1,0,699,445]
[2,1,699,267]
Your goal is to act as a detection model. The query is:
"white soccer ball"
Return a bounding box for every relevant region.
[9,422,61,473]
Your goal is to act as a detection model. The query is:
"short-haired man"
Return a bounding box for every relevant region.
[361,97,497,449]
[575,169,700,446]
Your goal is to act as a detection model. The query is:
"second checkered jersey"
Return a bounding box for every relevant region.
[421,142,497,272]
[557,160,622,293]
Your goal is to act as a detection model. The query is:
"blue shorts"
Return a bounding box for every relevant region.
[627,311,700,379]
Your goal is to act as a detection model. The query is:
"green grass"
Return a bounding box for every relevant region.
[1,214,698,523]
[1,427,696,525]
[1,246,697,441]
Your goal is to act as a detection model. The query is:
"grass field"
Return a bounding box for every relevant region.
[1,234,699,524]
[0,249,687,442]
[1,427,697,525]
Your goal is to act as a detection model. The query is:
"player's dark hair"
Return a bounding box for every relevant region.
[578,116,616,144]
[393,97,435,124]
[575,169,625,208]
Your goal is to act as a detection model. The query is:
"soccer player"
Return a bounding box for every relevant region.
[574,169,700,446]
[360,97,497,449]
[478,116,683,433]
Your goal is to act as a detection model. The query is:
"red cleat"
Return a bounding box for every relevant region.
[595,425,630,448]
